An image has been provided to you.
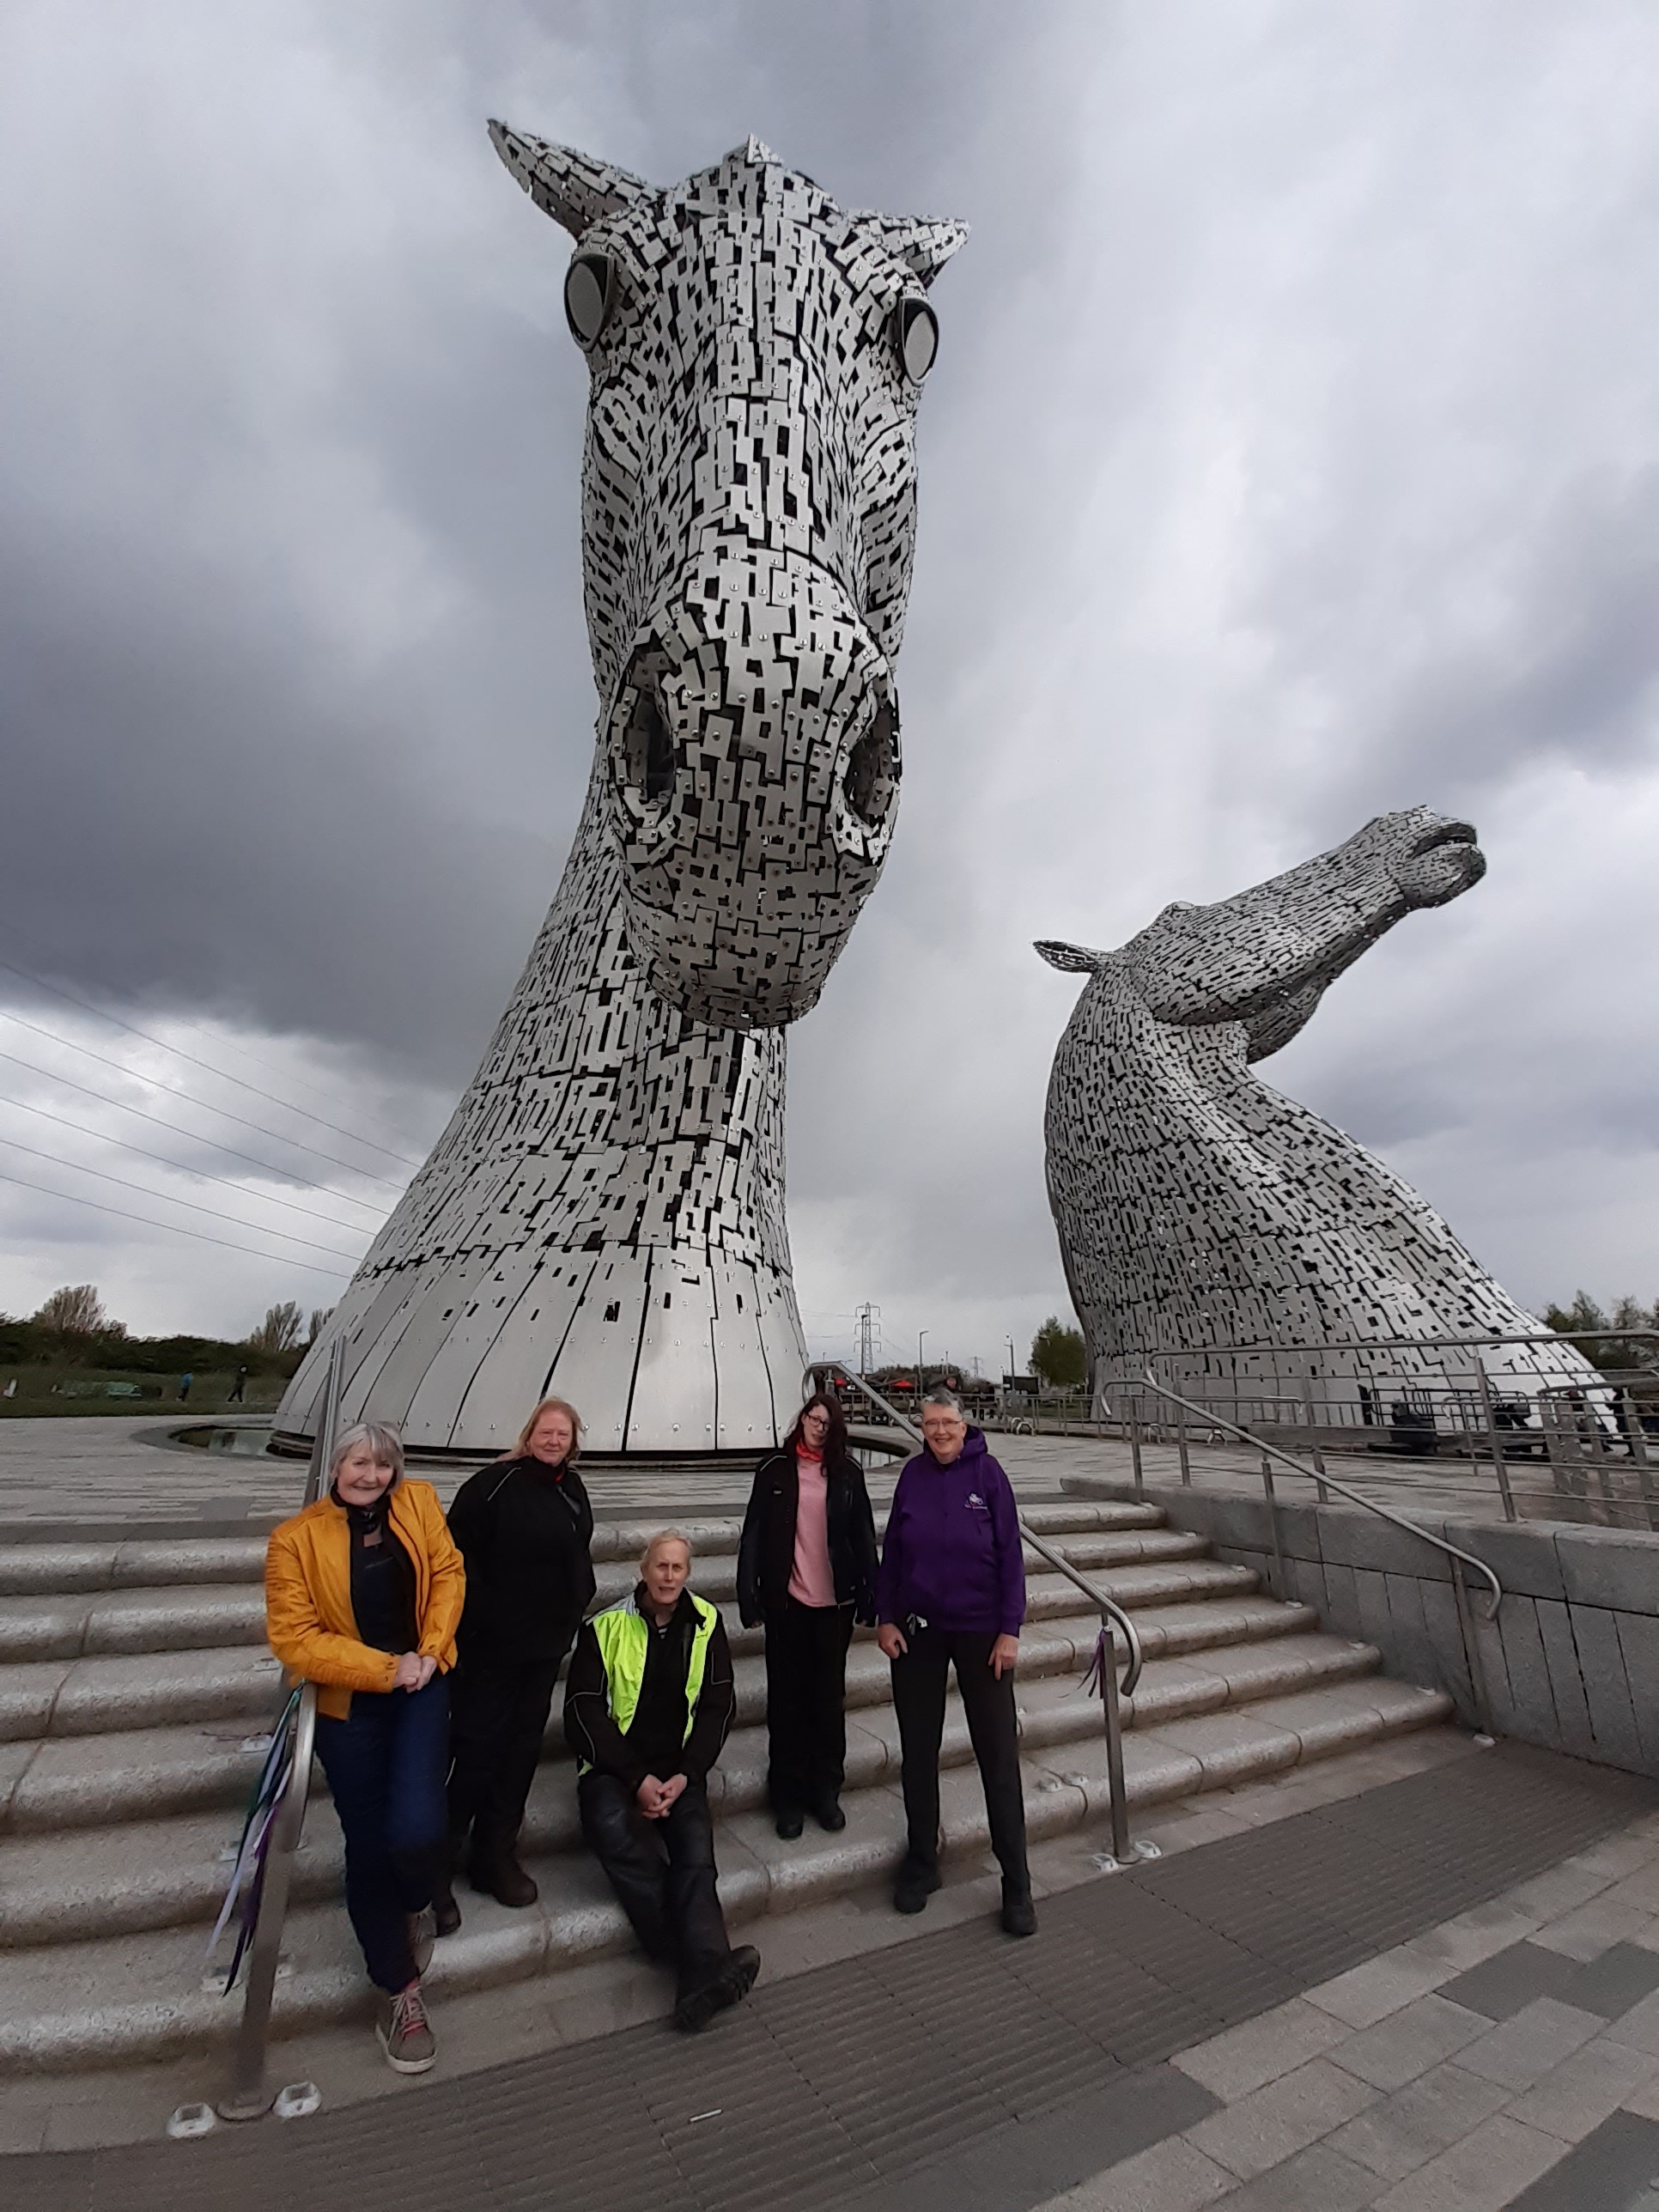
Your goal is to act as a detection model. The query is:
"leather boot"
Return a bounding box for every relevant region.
[468,1851,538,1908]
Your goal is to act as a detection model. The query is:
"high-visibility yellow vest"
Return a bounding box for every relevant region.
[581,1592,718,1772]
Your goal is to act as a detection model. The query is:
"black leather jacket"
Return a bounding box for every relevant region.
[736,1449,878,1626]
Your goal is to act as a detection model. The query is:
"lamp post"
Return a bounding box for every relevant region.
[917,1329,927,1405]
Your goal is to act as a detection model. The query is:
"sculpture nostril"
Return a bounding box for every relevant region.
[621,681,675,805]
[842,697,898,830]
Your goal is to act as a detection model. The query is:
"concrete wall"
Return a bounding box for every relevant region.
[1086,1482,1659,1779]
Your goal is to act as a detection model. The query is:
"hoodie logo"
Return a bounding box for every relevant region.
[965,1492,988,1513]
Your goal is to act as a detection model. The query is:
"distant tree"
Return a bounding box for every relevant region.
[246,1300,305,1356]
[1030,1316,1088,1392]
[33,1285,109,1335]
[1544,1291,1659,1375]
[306,1307,333,1346]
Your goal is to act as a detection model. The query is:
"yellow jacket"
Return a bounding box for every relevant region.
[264,1480,465,1720]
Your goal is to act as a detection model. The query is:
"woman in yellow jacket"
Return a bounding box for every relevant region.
[265,1421,464,2073]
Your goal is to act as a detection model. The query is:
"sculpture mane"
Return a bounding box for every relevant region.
[277,130,964,1456]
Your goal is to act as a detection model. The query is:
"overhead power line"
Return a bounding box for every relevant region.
[0,1133,365,1262]
[0,1044,390,1216]
[0,1164,356,1279]
[0,1086,387,1236]
[0,1008,408,1191]
[0,958,422,1168]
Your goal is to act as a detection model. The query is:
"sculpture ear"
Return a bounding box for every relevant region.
[858,213,969,288]
[1035,940,1106,975]
[488,121,653,237]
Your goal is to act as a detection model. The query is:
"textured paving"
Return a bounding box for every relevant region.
[4,1743,1653,2212]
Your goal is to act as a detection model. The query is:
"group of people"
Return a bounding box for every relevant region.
[263,1385,1035,2076]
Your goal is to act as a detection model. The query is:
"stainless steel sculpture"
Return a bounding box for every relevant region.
[277,128,963,1456]
[1039,808,1595,1407]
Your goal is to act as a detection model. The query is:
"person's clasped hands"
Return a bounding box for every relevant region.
[635,1772,689,1820]
[391,1651,438,1692]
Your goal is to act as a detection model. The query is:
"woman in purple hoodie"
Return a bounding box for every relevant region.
[876,1389,1035,1936]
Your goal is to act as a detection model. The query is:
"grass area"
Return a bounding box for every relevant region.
[0,1367,287,1417]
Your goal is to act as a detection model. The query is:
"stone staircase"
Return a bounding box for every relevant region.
[0,1490,1454,2073]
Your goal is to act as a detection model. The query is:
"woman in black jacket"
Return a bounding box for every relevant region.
[737,1392,878,1838]
[435,1396,596,1929]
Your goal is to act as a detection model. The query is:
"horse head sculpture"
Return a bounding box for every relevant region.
[492,125,964,1029]
[1038,809,1595,1407]
[275,134,963,1456]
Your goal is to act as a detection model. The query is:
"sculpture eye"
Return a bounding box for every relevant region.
[891,298,939,384]
[564,252,615,348]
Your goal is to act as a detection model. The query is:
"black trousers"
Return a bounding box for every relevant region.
[578,1771,732,1999]
[889,1626,1029,1893]
[446,1643,566,1864]
[764,1598,854,1814]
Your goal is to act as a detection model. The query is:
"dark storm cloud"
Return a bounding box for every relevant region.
[3,0,1657,1351]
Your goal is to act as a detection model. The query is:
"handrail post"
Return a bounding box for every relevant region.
[1474,1364,1518,1523]
[216,1338,344,2123]
[1099,1613,1131,1863]
[1129,1408,1144,1498]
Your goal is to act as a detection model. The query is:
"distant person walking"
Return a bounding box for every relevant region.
[565,1530,757,2030]
[228,1364,249,1405]
[877,1389,1034,1936]
[738,1392,877,1836]
[178,1371,192,1402]
[264,1422,465,2073]
[436,1396,596,1929]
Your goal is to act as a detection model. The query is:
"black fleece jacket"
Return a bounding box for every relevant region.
[447,1455,597,1663]
[562,1587,736,1790]
[736,1449,878,1626]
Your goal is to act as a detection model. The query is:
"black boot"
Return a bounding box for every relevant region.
[673,1946,761,2033]
[431,1878,462,1937]
[894,1857,942,1915]
[1000,1880,1036,1938]
[468,1850,538,1908]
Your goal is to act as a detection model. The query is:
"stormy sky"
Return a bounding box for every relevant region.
[3,0,1656,1376]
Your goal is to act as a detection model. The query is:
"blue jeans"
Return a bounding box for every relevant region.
[314,1674,449,1992]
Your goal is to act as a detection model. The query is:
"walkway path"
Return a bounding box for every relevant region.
[0,1418,1577,1536]
[4,1741,1656,2209]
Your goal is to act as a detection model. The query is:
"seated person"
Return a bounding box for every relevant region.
[563,1528,759,2031]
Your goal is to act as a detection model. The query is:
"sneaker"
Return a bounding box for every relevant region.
[376,1982,436,2074]
[672,1945,761,2033]
[432,1883,462,1939]
[407,1904,437,1978]
[1000,1889,1037,1938]
[893,1861,943,1916]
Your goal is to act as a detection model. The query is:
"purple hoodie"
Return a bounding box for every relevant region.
[876,1429,1025,1639]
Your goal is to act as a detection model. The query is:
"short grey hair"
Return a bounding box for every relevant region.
[923,1389,965,1417]
[330,1421,405,1480]
[640,1527,694,1573]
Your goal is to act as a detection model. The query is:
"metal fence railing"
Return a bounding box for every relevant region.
[1091,1332,1659,1534]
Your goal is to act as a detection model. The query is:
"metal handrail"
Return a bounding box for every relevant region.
[1139,1373,1503,1622]
[216,1337,343,2123]
[806,1361,1148,1864]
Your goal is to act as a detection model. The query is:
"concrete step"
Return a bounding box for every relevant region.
[0,1581,1312,1753]
[0,1571,1290,1834]
[0,1515,1196,1667]
[0,1498,1170,1599]
[0,1674,1455,2072]
[0,1629,1381,1947]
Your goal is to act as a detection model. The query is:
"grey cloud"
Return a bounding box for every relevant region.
[3,0,1659,1360]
